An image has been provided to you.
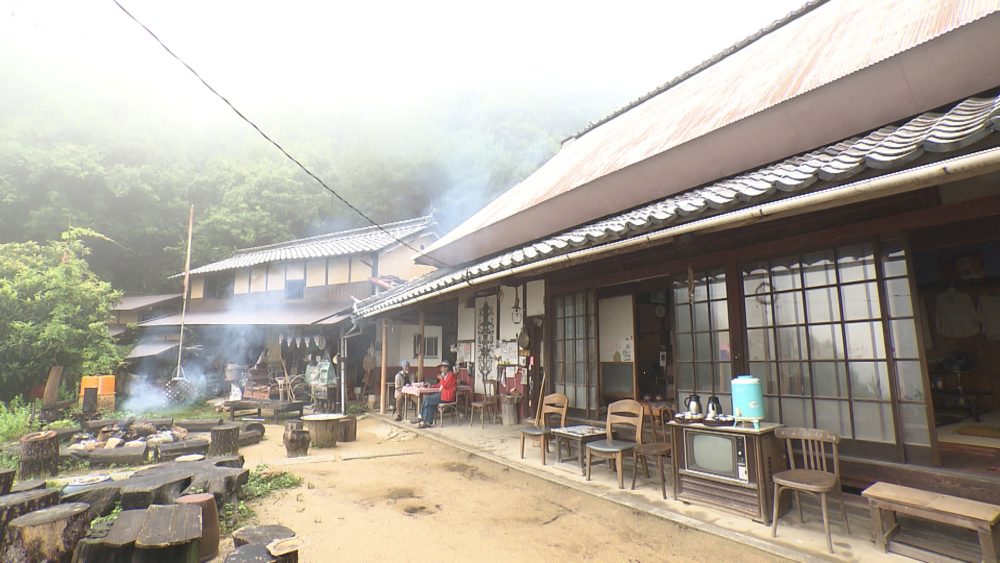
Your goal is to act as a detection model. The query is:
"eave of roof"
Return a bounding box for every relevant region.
[182,215,435,277]
[422,0,1000,265]
[138,302,352,327]
[356,92,1000,317]
[113,294,182,312]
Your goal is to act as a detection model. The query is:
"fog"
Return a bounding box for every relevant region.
[0,0,805,288]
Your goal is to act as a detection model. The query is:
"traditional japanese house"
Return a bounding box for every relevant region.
[136,215,438,390]
[355,0,1000,500]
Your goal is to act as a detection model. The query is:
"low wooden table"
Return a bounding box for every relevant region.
[552,425,605,475]
[226,400,304,424]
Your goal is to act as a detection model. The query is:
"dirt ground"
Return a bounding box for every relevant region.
[220,417,788,562]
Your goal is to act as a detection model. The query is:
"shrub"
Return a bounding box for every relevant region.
[0,397,39,443]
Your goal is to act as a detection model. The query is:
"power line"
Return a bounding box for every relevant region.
[111,0,451,268]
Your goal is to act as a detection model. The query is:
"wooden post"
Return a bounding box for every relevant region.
[1,502,91,563]
[0,469,14,496]
[19,430,58,480]
[417,309,425,383]
[207,424,240,457]
[379,319,389,414]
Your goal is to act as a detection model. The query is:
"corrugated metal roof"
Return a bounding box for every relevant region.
[138,302,352,327]
[186,216,434,276]
[425,0,1000,262]
[113,294,182,311]
[355,91,1000,317]
[126,340,179,359]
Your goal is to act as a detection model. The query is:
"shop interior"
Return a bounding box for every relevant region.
[911,218,1000,460]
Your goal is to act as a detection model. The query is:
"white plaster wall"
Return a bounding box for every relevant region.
[190,277,205,299]
[526,279,545,316]
[306,259,326,287]
[250,266,267,293]
[233,269,250,294]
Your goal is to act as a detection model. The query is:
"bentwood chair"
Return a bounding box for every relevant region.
[586,399,644,489]
[631,404,674,499]
[771,427,851,554]
[519,393,568,464]
[469,379,499,428]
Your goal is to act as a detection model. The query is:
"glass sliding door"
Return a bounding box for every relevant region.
[553,292,598,418]
[741,239,926,460]
[673,270,733,412]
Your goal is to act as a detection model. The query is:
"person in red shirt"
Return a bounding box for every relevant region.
[413,361,456,428]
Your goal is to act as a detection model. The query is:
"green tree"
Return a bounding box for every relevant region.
[0,228,123,400]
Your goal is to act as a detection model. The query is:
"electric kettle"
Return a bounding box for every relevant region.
[706,395,723,417]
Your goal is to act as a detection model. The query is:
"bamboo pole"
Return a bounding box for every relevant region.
[174,205,194,381]
[379,320,389,414]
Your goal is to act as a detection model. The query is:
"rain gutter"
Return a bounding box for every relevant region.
[363,145,1000,318]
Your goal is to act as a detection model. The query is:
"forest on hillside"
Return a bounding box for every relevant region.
[0,87,626,294]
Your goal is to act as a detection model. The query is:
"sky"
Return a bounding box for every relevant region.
[1,0,809,239]
[2,0,807,127]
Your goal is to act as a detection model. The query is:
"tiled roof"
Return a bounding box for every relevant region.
[355,92,1000,317]
[186,216,435,276]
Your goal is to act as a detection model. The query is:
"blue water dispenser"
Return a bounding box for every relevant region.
[731,375,765,428]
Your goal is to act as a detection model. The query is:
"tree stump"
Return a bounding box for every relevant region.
[333,415,357,442]
[132,504,201,563]
[174,419,224,432]
[224,543,275,563]
[1,502,91,563]
[267,537,302,563]
[240,422,266,437]
[238,429,263,447]
[0,488,59,540]
[208,424,240,457]
[0,469,14,496]
[19,430,59,480]
[9,479,46,494]
[231,524,295,547]
[176,493,219,561]
[282,421,310,458]
[70,509,145,563]
[301,414,338,448]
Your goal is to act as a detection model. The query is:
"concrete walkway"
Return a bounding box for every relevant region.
[377,412,907,563]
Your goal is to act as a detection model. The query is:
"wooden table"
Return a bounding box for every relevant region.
[552,425,606,475]
[226,400,304,423]
[399,385,472,419]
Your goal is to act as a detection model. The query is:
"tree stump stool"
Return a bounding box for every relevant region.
[177,493,220,561]
[0,469,14,496]
[208,424,241,457]
[333,415,357,442]
[174,419,224,432]
[301,414,338,448]
[0,488,59,539]
[282,421,310,458]
[19,430,59,479]
[231,524,295,547]
[224,537,302,563]
[1,502,91,563]
[133,504,202,563]
[9,479,46,494]
[267,537,303,563]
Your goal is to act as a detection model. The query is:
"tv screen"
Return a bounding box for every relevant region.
[688,432,735,478]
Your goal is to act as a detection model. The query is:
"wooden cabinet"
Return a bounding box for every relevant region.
[669,422,787,524]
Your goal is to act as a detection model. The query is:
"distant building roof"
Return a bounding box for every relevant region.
[422,0,1000,265]
[112,294,182,312]
[138,302,352,327]
[355,91,1000,317]
[185,215,435,276]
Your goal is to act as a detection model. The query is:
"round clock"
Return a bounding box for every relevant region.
[654,304,666,318]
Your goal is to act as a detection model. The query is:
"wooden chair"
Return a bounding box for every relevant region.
[771,427,851,554]
[631,404,674,499]
[519,393,568,464]
[436,400,460,427]
[586,399,644,489]
[469,379,499,428]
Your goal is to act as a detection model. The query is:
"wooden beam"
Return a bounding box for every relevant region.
[379,320,388,414]
[417,310,425,382]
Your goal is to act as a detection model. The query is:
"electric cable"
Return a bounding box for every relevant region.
[111,0,451,268]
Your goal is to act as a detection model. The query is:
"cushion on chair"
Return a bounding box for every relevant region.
[586,439,635,453]
[520,426,552,437]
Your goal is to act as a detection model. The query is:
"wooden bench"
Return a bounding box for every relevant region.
[226,400,305,424]
[863,481,1000,563]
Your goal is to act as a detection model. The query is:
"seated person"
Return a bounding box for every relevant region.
[412,361,456,428]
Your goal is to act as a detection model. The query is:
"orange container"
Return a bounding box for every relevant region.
[80,375,116,395]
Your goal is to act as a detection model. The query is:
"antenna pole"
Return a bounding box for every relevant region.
[175,205,195,380]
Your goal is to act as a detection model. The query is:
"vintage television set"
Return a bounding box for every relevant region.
[684,428,748,482]
[670,423,786,524]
